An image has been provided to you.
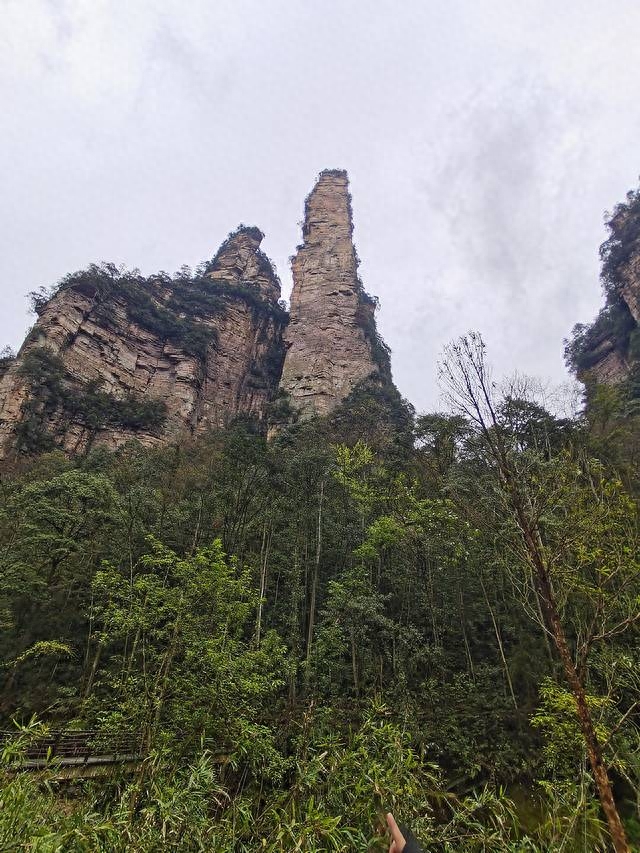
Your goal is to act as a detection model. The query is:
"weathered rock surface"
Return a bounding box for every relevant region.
[574,195,640,389]
[279,170,389,419]
[0,172,395,459]
[581,339,630,385]
[576,288,639,390]
[0,227,287,457]
[206,226,281,302]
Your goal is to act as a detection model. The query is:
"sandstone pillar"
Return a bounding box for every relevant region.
[279,170,384,418]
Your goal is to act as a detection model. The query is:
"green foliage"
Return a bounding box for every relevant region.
[89,539,285,753]
[5,640,74,669]
[565,300,635,373]
[38,260,288,364]
[532,680,612,775]
[201,275,288,323]
[0,345,14,378]
[266,387,298,427]
[600,186,640,300]
[0,722,231,852]
[124,284,216,358]
[327,379,416,460]
[0,469,121,714]
[0,709,541,852]
[355,289,393,379]
[1,370,639,849]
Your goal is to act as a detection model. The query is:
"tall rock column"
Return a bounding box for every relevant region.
[279,169,385,418]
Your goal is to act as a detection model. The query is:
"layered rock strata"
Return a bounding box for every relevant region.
[0,172,394,458]
[0,227,287,457]
[279,170,387,418]
[581,344,630,385]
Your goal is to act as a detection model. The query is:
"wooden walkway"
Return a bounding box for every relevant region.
[2,730,143,778]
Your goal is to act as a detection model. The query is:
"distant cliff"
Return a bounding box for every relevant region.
[566,186,640,398]
[0,172,393,458]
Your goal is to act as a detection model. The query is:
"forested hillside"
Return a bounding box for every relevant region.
[1,335,639,850]
[3,177,640,851]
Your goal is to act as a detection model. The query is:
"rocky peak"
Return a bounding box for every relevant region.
[278,170,389,419]
[206,226,281,303]
[0,171,395,460]
[0,229,287,458]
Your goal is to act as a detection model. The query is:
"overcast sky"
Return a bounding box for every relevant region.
[2,0,640,412]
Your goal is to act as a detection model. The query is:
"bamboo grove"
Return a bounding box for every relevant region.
[1,338,639,851]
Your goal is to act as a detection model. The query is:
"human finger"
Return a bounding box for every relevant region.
[386,813,405,851]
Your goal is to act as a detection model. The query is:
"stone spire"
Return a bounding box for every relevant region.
[279,170,385,418]
[206,225,281,302]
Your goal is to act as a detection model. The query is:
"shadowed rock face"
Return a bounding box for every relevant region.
[581,343,630,385]
[577,305,637,390]
[0,228,287,457]
[279,170,384,419]
[574,202,640,388]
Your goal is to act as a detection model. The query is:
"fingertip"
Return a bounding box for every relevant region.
[386,812,405,847]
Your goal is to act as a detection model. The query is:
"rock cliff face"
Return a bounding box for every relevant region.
[279,170,389,419]
[0,228,287,457]
[0,172,393,459]
[580,342,630,386]
[567,189,640,392]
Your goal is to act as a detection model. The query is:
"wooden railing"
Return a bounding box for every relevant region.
[1,730,142,773]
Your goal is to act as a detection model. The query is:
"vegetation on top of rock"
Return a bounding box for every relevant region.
[29,261,288,361]
[0,345,15,378]
[564,300,636,372]
[205,224,281,292]
[356,289,393,380]
[202,276,289,323]
[265,387,299,428]
[14,346,166,453]
[327,378,415,458]
[565,184,640,390]
[600,186,640,299]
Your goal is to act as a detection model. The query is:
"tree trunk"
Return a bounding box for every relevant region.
[517,505,629,853]
[458,587,476,681]
[479,571,517,709]
[306,480,324,665]
[538,565,628,853]
[190,494,204,554]
[82,640,103,699]
[148,600,183,752]
[440,335,629,852]
[256,523,271,647]
[350,627,359,696]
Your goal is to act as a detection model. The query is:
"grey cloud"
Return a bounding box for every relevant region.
[2,0,640,412]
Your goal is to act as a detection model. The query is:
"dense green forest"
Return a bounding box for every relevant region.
[1,332,639,851]
[2,193,640,852]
